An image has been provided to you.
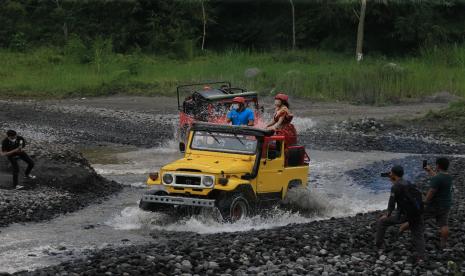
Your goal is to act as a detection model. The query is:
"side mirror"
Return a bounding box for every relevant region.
[179,142,186,153]
[267,149,277,160]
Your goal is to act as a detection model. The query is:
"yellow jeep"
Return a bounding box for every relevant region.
[140,123,310,221]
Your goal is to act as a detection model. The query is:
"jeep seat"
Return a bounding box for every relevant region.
[286,145,306,167]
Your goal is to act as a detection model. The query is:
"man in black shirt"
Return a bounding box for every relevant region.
[375,165,425,261]
[1,130,35,189]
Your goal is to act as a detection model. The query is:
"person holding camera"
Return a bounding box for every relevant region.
[375,165,425,261]
[1,130,35,190]
[400,158,453,249]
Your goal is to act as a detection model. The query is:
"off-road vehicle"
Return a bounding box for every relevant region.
[140,122,310,221]
[177,81,263,142]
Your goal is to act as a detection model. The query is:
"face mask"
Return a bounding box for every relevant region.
[8,138,16,143]
[232,104,239,110]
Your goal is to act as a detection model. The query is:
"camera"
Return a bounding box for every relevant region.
[380,172,390,177]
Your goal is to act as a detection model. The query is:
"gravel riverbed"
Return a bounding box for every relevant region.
[15,157,465,275]
[1,97,465,275]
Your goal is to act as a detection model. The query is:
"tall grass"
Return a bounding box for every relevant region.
[1,46,465,104]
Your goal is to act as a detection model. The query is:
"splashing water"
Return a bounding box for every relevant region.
[293,116,317,132]
[107,205,317,234]
[102,150,409,234]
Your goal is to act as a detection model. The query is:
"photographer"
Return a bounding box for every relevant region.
[375,165,425,261]
[401,158,453,249]
[1,130,35,190]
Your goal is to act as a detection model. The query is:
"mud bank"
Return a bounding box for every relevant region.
[0,139,121,227]
[18,157,465,275]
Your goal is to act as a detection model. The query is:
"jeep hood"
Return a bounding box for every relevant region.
[162,155,255,174]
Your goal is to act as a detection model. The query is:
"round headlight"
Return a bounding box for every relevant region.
[202,176,214,187]
[163,173,174,184]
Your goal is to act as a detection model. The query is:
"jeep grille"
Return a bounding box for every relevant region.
[175,175,201,186]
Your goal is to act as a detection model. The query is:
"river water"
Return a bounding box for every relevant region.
[0,138,418,273]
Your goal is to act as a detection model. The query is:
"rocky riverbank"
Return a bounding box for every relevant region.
[0,100,175,147]
[16,157,465,275]
[302,117,465,154]
[0,139,121,227]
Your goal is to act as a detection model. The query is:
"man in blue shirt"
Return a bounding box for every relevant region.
[227,97,255,126]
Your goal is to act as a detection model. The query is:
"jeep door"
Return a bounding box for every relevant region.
[256,137,287,196]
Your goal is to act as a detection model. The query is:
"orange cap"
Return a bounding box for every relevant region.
[232,97,246,104]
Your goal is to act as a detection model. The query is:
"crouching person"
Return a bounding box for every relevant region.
[1,130,35,190]
[375,165,425,262]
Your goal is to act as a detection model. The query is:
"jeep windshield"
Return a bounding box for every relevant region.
[191,131,258,155]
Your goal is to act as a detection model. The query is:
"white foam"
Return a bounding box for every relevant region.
[107,206,316,234]
[105,206,162,230]
[293,116,317,132]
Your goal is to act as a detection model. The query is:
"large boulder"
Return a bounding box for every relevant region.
[0,140,121,227]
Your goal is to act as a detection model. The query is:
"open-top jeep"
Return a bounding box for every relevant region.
[177,82,263,142]
[140,122,310,221]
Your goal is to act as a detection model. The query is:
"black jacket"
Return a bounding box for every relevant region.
[387,178,411,217]
[1,136,27,154]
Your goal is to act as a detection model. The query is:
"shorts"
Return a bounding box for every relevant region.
[423,206,450,227]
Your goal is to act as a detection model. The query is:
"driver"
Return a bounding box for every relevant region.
[226,97,255,126]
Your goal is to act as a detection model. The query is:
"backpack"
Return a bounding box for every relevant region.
[400,183,424,218]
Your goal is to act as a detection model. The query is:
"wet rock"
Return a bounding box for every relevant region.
[181,260,192,272]
[244,68,261,79]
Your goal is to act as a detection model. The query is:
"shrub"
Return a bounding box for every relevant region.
[9,32,27,52]
[64,35,91,63]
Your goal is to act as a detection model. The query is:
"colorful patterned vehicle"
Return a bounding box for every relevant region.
[177,82,263,143]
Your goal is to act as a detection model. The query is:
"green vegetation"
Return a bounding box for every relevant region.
[2,1,465,55]
[1,46,465,103]
[420,101,465,143]
[425,101,465,122]
[2,1,465,103]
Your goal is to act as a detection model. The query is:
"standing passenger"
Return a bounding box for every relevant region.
[266,93,297,145]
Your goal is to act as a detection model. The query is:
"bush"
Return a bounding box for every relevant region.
[174,39,194,60]
[64,35,91,63]
[270,51,312,64]
[91,37,113,73]
[9,32,27,52]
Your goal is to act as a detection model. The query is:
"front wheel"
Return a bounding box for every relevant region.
[217,193,250,222]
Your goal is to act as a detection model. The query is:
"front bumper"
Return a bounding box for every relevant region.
[141,194,215,208]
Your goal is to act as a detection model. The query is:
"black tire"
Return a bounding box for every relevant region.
[139,190,168,212]
[217,193,250,222]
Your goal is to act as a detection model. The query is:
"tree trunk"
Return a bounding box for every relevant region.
[356,0,367,62]
[290,0,296,50]
[201,0,206,51]
[63,22,68,41]
[53,0,68,42]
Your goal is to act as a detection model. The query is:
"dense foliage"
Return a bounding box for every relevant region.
[1,0,465,55]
